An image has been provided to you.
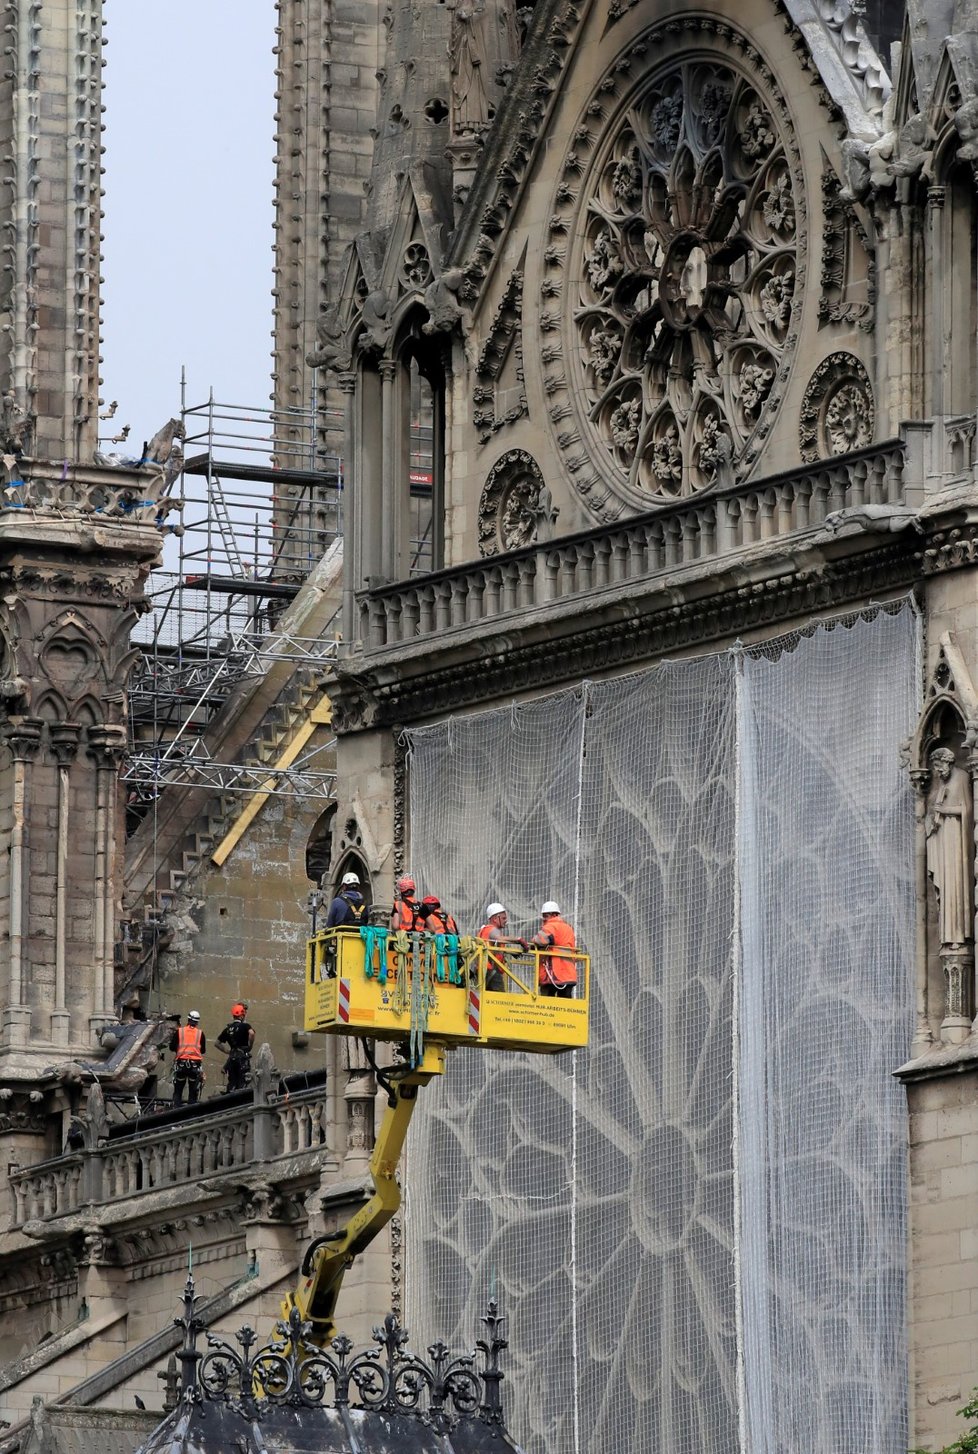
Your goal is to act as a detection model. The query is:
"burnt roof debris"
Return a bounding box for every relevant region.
[134,1276,525,1454]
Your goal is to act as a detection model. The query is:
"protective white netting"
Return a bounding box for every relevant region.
[403,604,917,1454]
[737,609,918,1454]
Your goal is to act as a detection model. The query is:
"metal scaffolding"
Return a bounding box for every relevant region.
[126,376,343,807]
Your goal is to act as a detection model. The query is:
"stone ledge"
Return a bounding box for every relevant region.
[895,1037,978,1083]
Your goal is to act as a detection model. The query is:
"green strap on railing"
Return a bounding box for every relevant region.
[359,925,390,983]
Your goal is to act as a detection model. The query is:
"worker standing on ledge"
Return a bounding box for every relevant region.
[532,902,578,998]
[326,871,367,929]
[479,902,529,991]
[170,1010,206,1104]
[216,1002,255,1092]
[391,874,424,931]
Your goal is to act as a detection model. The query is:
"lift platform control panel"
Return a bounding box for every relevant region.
[304,929,589,1055]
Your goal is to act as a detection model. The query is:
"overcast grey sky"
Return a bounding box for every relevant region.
[100,2,276,451]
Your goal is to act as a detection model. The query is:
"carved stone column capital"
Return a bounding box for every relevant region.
[378,358,398,385]
[49,722,81,765]
[86,724,127,769]
[2,718,43,761]
[909,767,930,798]
[337,371,356,396]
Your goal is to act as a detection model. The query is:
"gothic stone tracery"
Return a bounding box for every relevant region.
[542,21,806,519]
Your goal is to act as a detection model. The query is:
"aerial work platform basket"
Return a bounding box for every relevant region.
[304,928,589,1055]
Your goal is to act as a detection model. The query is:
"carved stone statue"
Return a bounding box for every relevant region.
[83,1081,110,1148]
[0,391,34,458]
[306,303,353,374]
[925,747,974,948]
[361,290,392,352]
[422,268,466,335]
[451,0,490,134]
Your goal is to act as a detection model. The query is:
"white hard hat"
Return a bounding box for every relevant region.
[187,1010,200,1022]
[541,901,561,916]
[486,902,506,918]
[342,871,360,887]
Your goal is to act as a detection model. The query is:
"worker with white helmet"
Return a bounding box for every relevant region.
[478,902,530,991]
[531,900,578,998]
[325,869,367,929]
[169,1009,206,1105]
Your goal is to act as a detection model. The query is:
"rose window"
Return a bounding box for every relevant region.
[569,59,800,503]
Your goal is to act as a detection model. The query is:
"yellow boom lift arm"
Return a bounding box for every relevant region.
[284,928,590,1346]
[281,1042,445,1346]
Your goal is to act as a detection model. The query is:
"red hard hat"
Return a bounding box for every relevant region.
[397,875,416,893]
[231,1002,246,1018]
[421,895,440,909]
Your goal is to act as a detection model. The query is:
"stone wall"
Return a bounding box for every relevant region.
[907,1063,978,1449]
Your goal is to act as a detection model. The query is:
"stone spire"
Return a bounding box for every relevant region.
[0,0,105,461]
[365,0,456,241]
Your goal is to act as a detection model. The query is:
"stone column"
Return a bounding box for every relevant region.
[927,186,947,420]
[339,371,357,642]
[86,726,127,1032]
[1,719,42,1049]
[910,767,937,1056]
[379,358,399,581]
[343,1037,375,1170]
[49,722,81,1045]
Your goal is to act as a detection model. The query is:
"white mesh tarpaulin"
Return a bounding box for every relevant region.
[403,604,917,1454]
[737,609,918,1454]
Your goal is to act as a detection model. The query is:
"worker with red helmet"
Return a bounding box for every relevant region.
[531,901,578,998]
[216,1001,255,1093]
[391,873,424,932]
[420,894,459,935]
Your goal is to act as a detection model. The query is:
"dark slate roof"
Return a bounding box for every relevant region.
[134,1279,524,1454]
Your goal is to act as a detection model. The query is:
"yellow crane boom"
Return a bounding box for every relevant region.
[281,1043,445,1346]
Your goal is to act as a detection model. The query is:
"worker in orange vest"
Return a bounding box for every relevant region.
[169,1010,206,1104]
[391,874,424,931]
[531,902,578,998]
[420,895,459,935]
[479,902,529,991]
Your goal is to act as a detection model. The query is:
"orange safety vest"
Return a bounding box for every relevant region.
[393,897,422,931]
[537,918,577,987]
[176,1025,203,1061]
[427,910,458,935]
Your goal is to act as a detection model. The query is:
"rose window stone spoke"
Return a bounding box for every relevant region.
[550,43,803,513]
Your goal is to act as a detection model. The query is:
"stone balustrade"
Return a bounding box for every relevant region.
[10,1085,331,1227]
[357,442,907,651]
[0,458,181,523]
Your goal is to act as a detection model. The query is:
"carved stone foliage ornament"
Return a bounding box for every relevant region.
[799,352,874,463]
[473,265,526,443]
[818,159,875,332]
[478,451,557,557]
[543,21,806,519]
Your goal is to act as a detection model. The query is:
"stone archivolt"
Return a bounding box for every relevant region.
[543,21,806,519]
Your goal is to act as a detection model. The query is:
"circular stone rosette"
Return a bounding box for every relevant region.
[798,352,875,463]
[542,20,805,519]
[478,450,551,557]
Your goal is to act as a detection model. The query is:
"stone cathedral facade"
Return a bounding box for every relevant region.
[2,2,978,1454]
[319,0,978,1450]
